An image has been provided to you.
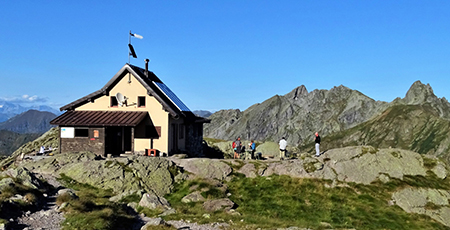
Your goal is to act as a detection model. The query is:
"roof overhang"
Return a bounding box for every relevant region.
[50,110,148,127]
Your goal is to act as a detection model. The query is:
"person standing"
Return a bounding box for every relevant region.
[235,137,242,159]
[314,132,321,157]
[249,140,256,159]
[279,137,287,160]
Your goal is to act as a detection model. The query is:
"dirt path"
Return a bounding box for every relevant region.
[8,174,65,230]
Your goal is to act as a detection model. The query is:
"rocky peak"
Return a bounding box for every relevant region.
[403,80,436,105]
[285,85,308,100]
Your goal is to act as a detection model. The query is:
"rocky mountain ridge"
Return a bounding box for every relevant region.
[0,110,56,156]
[0,110,56,134]
[204,81,450,151]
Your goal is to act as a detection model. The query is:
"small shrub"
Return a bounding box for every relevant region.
[118,193,141,203]
[0,185,16,199]
[303,162,317,173]
[23,193,37,204]
[424,202,441,210]
[56,192,76,206]
[136,206,164,217]
[423,157,438,169]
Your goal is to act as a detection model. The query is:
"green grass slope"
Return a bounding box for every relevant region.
[0,130,41,156]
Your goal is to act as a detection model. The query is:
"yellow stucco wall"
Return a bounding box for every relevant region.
[76,73,172,153]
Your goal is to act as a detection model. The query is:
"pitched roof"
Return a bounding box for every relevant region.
[60,64,195,120]
[50,110,147,126]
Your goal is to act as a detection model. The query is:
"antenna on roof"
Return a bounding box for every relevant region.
[128,30,143,64]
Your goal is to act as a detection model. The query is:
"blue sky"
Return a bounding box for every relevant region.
[1,1,450,112]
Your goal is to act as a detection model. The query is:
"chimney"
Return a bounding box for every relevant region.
[144,59,149,77]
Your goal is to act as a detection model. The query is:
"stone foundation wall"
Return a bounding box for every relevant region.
[60,127,105,156]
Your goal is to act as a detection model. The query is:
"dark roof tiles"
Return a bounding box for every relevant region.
[50,111,147,126]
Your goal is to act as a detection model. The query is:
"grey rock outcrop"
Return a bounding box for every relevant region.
[203,198,235,212]
[2,167,43,189]
[232,146,438,185]
[181,191,205,203]
[0,177,14,191]
[392,187,450,227]
[139,193,171,210]
[140,217,166,229]
[23,152,176,196]
[171,158,232,181]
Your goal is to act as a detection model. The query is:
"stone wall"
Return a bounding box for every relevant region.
[60,127,105,156]
[185,123,204,157]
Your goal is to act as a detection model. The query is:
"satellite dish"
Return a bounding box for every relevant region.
[115,92,127,107]
[128,44,137,58]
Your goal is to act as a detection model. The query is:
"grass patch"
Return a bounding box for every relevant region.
[118,193,141,203]
[136,206,165,217]
[162,173,450,229]
[57,174,135,230]
[391,151,401,158]
[362,146,378,155]
[424,202,442,210]
[423,157,438,169]
[221,160,245,171]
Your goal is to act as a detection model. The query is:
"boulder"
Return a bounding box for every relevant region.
[256,142,279,158]
[432,161,448,179]
[172,158,232,181]
[57,188,77,198]
[140,217,165,229]
[0,177,14,191]
[211,141,234,157]
[203,198,235,212]
[237,163,258,178]
[158,208,176,216]
[181,191,205,203]
[139,193,171,210]
[3,167,43,189]
[392,187,450,227]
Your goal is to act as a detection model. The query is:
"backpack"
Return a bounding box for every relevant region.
[232,141,236,148]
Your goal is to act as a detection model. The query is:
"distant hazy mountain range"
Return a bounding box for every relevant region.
[0,99,60,122]
[0,110,57,134]
[193,110,212,118]
[0,110,57,156]
[204,81,450,163]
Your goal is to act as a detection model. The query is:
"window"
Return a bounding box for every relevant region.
[179,124,184,139]
[138,96,146,107]
[93,130,99,138]
[110,96,118,107]
[74,128,89,137]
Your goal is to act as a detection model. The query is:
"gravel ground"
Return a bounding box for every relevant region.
[166,220,230,230]
[8,174,65,230]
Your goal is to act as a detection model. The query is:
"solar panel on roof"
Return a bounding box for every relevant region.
[153,82,191,112]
